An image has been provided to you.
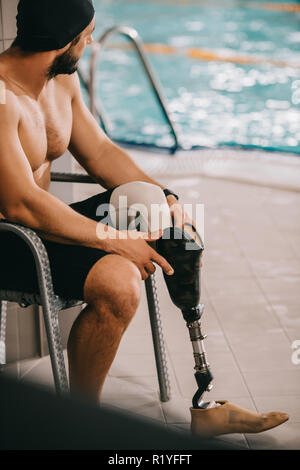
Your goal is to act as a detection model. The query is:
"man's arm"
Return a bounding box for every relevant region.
[0,92,174,279]
[0,92,117,250]
[68,73,171,196]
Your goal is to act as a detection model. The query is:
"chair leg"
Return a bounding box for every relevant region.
[40,300,69,395]
[145,274,171,402]
[0,301,7,368]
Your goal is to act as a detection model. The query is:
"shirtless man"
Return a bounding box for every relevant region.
[0,0,288,436]
[0,0,181,400]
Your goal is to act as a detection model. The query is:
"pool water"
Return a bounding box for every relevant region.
[80,0,300,153]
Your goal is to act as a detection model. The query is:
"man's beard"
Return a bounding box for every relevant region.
[46,46,79,80]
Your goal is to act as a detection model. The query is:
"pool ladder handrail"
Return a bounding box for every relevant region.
[87,25,180,154]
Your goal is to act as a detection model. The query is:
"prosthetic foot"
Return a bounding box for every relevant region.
[190,400,289,437]
[156,223,289,437]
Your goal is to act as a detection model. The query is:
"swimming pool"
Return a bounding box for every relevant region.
[80,0,300,154]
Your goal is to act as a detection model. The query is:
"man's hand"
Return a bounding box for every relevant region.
[109,229,174,281]
[165,195,186,227]
[166,195,204,266]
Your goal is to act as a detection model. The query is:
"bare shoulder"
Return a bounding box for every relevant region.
[54,72,81,100]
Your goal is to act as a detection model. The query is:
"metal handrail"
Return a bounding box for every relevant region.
[88,25,180,153]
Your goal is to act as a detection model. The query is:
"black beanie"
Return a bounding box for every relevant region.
[16,0,95,52]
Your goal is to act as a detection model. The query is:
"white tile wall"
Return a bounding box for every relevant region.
[0,0,75,359]
[0,0,3,52]
[1,0,18,40]
[4,38,13,49]
[0,0,3,41]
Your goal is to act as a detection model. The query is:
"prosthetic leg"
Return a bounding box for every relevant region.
[156,224,212,409]
[108,181,288,437]
[156,223,289,437]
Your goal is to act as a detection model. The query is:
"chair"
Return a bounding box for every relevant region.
[0,172,171,401]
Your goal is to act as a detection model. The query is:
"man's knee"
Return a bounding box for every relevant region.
[83,254,142,322]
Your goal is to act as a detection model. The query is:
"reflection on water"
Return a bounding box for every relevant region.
[82,0,300,153]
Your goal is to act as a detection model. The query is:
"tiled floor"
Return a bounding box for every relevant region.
[3,150,300,450]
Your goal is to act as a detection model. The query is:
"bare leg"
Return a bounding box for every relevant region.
[67,254,142,403]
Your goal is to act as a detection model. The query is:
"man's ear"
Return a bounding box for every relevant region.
[56,42,72,54]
